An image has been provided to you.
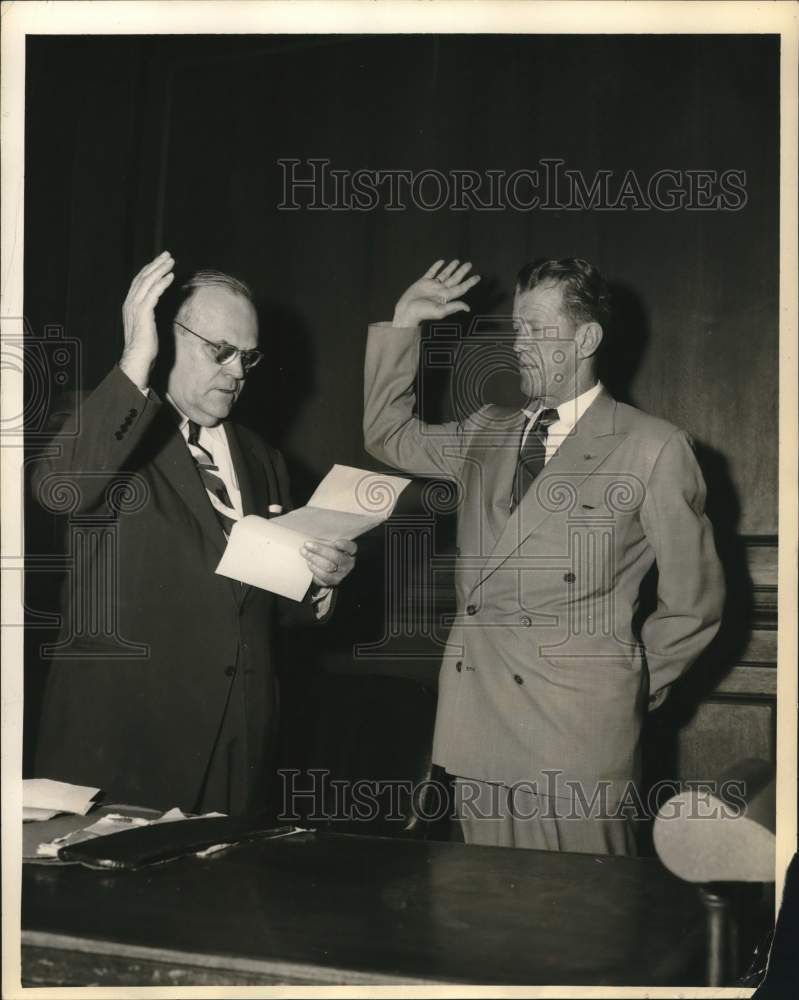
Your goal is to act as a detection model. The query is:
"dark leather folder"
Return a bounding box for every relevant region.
[58,818,301,870]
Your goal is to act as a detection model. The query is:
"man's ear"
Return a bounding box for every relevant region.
[576,321,603,359]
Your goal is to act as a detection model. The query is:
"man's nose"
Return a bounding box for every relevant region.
[227,355,246,380]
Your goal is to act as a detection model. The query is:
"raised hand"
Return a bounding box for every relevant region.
[120,251,175,390]
[392,259,481,328]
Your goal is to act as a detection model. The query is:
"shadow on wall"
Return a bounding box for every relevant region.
[602,278,754,726]
[598,280,752,733]
[639,444,752,855]
[595,284,755,851]
[598,281,651,406]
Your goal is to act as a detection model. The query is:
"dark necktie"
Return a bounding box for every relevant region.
[510,408,560,512]
[187,420,237,536]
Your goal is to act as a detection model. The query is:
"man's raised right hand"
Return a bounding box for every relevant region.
[119,251,175,390]
[392,259,480,328]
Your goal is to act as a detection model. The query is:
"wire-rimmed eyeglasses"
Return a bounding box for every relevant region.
[174,319,263,372]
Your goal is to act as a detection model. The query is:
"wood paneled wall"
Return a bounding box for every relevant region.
[642,537,777,785]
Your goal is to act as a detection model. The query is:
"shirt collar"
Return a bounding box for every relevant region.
[166,394,190,432]
[523,381,603,436]
[166,395,224,440]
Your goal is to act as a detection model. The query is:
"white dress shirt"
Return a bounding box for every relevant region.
[171,404,244,522]
[521,381,604,463]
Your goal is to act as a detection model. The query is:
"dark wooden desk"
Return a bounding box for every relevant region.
[22,831,706,987]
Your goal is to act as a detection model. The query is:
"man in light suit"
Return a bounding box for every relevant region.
[32,252,356,815]
[364,257,724,854]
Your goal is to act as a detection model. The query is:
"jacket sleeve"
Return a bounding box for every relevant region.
[363,322,466,480]
[29,365,162,515]
[639,430,725,697]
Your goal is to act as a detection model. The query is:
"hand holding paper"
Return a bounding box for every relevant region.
[215,465,410,600]
[301,538,357,588]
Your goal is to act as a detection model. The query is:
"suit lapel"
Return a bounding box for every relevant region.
[225,423,259,517]
[472,389,628,592]
[466,409,527,549]
[149,410,246,605]
[150,411,229,560]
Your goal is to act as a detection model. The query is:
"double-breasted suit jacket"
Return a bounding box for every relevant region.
[364,324,724,804]
[31,364,317,812]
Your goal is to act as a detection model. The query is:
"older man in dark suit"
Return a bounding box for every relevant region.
[32,252,356,815]
[364,257,724,854]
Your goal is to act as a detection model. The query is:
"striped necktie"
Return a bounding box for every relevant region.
[510,407,560,512]
[186,420,238,536]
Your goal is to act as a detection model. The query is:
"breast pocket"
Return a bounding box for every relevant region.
[573,472,646,521]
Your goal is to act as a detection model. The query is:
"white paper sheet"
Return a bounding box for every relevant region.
[23,807,61,822]
[216,516,314,601]
[23,778,101,818]
[215,465,411,600]
[306,465,410,518]
[271,506,384,541]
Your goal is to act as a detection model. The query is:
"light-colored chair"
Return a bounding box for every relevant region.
[653,758,775,986]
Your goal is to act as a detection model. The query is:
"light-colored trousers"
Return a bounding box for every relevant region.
[455,776,637,855]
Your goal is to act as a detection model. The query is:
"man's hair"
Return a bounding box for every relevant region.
[181,269,253,302]
[176,269,254,323]
[515,257,611,331]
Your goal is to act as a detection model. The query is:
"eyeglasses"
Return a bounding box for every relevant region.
[174,319,263,372]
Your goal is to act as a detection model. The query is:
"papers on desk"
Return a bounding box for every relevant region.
[28,807,310,869]
[23,778,101,821]
[216,464,411,600]
[34,807,225,859]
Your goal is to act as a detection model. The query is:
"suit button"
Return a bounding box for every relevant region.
[455,661,463,672]
[513,674,524,685]
[520,615,532,627]
[115,431,123,440]
[466,604,477,616]
[564,572,576,583]
[128,408,138,417]
[224,665,236,677]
